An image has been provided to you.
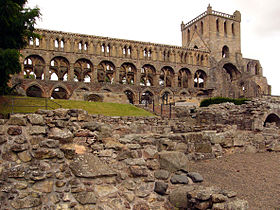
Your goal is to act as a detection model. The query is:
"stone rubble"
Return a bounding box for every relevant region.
[1,99,279,209]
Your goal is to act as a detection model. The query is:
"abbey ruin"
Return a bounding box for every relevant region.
[17,5,270,104]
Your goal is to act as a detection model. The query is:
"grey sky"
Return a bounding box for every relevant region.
[26,0,280,95]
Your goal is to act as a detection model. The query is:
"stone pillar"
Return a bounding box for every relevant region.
[115,67,120,83]
[68,63,74,82]
[155,73,160,87]
[173,73,178,87]
[44,64,50,81]
[92,66,98,83]
[135,69,141,86]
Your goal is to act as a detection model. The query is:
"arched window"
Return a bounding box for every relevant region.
[79,42,82,50]
[54,39,59,48]
[264,114,280,127]
[29,38,34,46]
[187,29,191,42]
[84,42,88,51]
[51,87,68,99]
[101,44,105,53]
[194,70,207,88]
[140,64,156,86]
[232,23,235,36]
[26,85,42,97]
[255,64,260,75]
[200,21,204,35]
[224,21,227,35]
[222,45,229,58]
[141,91,153,104]
[35,38,40,46]
[124,90,135,104]
[216,19,219,33]
[60,40,64,48]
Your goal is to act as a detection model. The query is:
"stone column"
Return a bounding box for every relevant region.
[155,73,160,87]
[92,66,98,83]
[114,67,120,83]
[173,73,178,87]
[68,63,74,81]
[44,64,50,81]
[135,69,141,86]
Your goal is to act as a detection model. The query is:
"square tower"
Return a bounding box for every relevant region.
[181,5,241,61]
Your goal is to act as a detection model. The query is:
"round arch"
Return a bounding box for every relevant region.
[124,89,136,104]
[222,45,230,58]
[50,56,70,81]
[23,55,45,80]
[50,84,70,99]
[223,63,241,82]
[74,58,93,82]
[178,68,191,88]
[120,62,137,85]
[26,84,43,97]
[194,70,207,88]
[159,66,175,87]
[264,113,280,127]
[140,89,154,104]
[141,64,156,86]
[160,88,173,104]
[97,60,116,83]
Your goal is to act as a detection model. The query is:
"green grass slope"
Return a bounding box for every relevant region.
[0,96,154,117]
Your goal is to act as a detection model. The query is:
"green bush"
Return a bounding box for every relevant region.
[200,97,250,107]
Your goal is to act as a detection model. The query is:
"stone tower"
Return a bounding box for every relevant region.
[181,4,242,62]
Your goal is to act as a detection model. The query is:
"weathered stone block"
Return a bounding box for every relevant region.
[169,186,194,208]
[70,154,116,178]
[73,191,97,205]
[27,114,45,125]
[154,181,168,195]
[187,172,204,182]
[94,185,118,197]
[7,126,22,135]
[18,150,32,162]
[158,151,190,172]
[29,126,46,135]
[195,143,212,153]
[130,166,148,177]
[170,174,189,184]
[8,115,27,126]
[48,127,73,143]
[154,169,170,180]
[32,148,58,159]
[11,197,41,209]
[10,143,29,152]
[32,180,54,193]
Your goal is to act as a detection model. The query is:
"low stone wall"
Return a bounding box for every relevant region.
[0,109,254,209]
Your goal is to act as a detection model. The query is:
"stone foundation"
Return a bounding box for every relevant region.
[0,107,264,209]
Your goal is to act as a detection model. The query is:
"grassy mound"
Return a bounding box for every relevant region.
[0,96,154,117]
[200,97,249,107]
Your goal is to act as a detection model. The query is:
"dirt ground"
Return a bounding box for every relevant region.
[189,152,280,210]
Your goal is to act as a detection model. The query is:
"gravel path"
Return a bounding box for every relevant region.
[189,152,280,210]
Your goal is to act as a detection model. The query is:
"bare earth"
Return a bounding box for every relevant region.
[189,152,280,210]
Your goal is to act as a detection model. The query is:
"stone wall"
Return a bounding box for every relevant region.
[0,108,258,209]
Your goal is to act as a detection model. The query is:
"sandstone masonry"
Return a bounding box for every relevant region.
[1,97,280,209]
[15,5,270,104]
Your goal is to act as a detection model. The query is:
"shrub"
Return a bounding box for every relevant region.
[200,97,250,107]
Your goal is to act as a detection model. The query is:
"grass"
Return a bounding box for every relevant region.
[0,96,154,117]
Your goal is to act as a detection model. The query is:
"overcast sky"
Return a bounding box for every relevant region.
[26,0,280,95]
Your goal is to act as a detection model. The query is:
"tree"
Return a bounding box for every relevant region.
[0,0,40,95]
